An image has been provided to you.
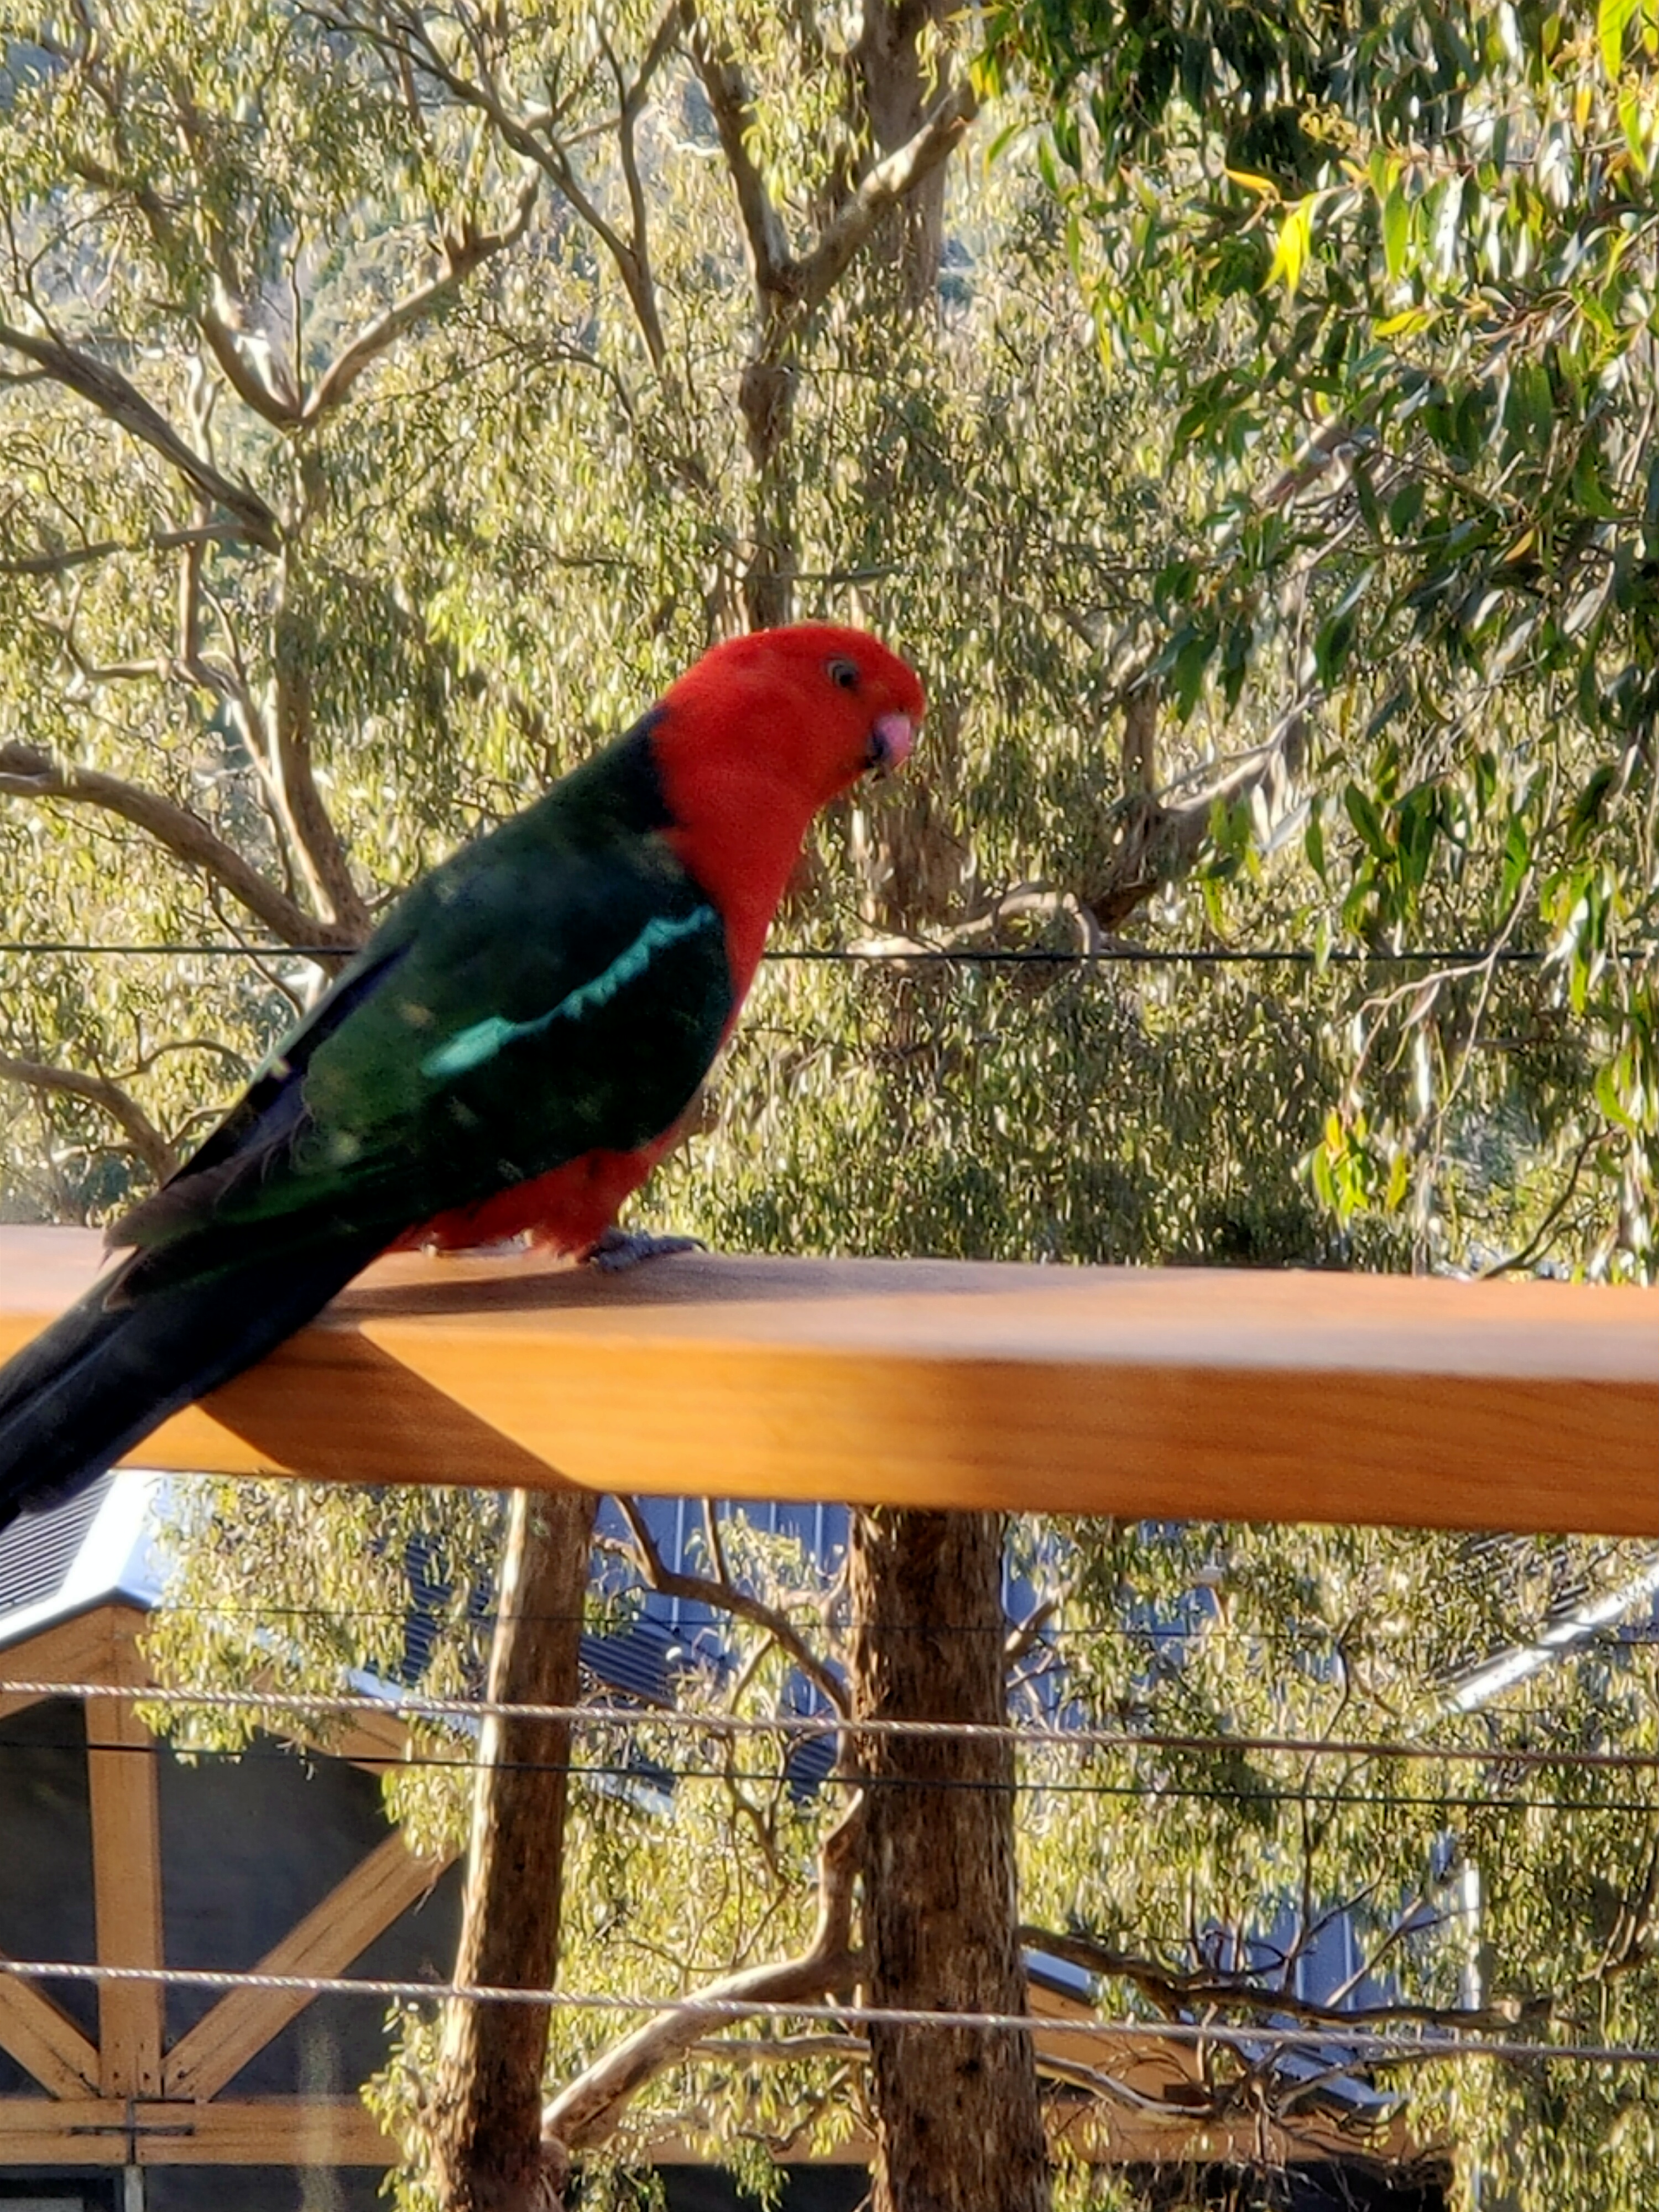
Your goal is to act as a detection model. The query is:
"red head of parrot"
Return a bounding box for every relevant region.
[651,623,926,999]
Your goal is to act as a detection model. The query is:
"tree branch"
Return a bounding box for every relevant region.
[542,1798,863,2154]
[686,2033,865,2062]
[614,1496,847,1716]
[1004,1585,1072,1670]
[0,1054,179,1182]
[791,79,978,322]
[0,523,247,578]
[267,566,372,936]
[331,3,671,373]
[301,174,540,423]
[70,153,305,429]
[609,8,681,353]
[1018,1927,1555,2036]
[685,20,796,307]
[687,11,974,337]
[0,322,280,549]
[197,299,305,426]
[0,739,358,950]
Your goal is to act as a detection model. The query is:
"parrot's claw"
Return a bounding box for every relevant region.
[586,1227,707,1274]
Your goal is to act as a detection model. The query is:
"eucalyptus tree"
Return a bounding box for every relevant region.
[982,0,1658,1283]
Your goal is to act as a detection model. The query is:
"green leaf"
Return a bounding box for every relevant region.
[1266,197,1316,295]
[1381,185,1410,281]
[1305,800,1326,881]
[1568,763,1618,848]
[1389,480,1425,538]
[1365,686,1410,744]
[1344,783,1391,859]
[1500,811,1533,908]
[1600,0,1640,77]
[1385,1150,1411,1212]
[1314,609,1358,686]
[1595,1061,1637,1133]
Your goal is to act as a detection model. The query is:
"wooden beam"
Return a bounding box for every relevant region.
[0,1957,101,2096]
[0,2090,1426,2173]
[0,2094,395,2165]
[1045,2099,1426,2169]
[163,1830,452,2101]
[86,1641,164,2098]
[0,1609,116,1721]
[1,1229,1654,1536]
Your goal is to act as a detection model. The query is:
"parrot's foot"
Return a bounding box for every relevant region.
[586,1227,707,1274]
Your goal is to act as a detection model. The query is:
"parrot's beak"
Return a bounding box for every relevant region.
[867,712,915,772]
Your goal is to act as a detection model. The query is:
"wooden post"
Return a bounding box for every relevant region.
[427,1486,597,2212]
[849,1509,1051,2212]
[87,1636,165,2099]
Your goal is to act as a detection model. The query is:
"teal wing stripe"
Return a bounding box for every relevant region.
[422,905,721,1081]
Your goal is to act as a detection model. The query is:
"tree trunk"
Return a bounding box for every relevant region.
[427,1485,598,2212]
[858,0,951,311]
[848,1509,1050,2212]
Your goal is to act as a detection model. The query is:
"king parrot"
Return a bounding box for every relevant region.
[0,623,924,1534]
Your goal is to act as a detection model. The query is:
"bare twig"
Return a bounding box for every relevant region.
[1018,1927,1554,2037]
[0,322,280,548]
[0,1053,179,1181]
[614,1498,847,1717]
[0,740,357,950]
[1478,1124,1606,1279]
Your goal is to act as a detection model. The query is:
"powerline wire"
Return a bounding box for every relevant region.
[7,1730,1655,1811]
[65,1601,1655,1655]
[0,1957,1651,2067]
[0,941,1564,967]
[6,1681,1656,1770]
[55,1594,1657,1647]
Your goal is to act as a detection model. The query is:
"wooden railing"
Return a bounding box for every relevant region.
[4,1228,1654,1535]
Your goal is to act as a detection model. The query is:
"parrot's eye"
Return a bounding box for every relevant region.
[827,657,860,692]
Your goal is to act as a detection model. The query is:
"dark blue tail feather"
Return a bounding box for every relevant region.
[0,1236,386,1536]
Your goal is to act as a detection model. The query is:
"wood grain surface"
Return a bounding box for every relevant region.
[2,1228,1653,1535]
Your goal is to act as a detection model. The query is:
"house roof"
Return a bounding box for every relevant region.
[0,1470,716,1714]
[0,1468,165,1651]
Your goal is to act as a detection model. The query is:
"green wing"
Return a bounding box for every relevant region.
[118,724,733,1283]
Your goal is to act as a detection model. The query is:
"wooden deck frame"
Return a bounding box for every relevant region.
[2,1229,1654,1536]
[0,1612,1442,2178]
[0,1599,451,2168]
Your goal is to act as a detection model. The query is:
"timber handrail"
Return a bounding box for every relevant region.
[1,1228,1653,1535]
